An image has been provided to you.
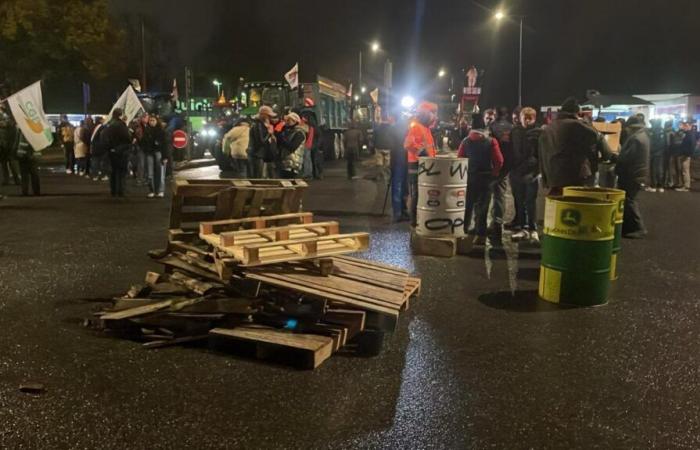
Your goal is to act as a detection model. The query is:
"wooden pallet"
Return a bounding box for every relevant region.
[210,326,334,369]
[215,232,369,267]
[199,212,314,236]
[168,180,308,238]
[203,222,340,248]
[174,179,308,194]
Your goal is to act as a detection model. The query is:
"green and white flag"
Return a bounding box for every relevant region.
[109,86,144,123]
[6,81,53,151]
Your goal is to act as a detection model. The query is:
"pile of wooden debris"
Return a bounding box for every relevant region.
[91,180,420,369]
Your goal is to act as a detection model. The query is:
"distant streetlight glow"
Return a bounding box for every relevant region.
[438,69,446,78]
[361,86,367,93]
[371,42,380,53]
[495,10,505,20]
[354,95,360,101]
[401,96,416,109]
[212,79,222,87]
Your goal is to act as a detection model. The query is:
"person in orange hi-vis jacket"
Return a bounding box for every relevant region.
[404,101,438,227]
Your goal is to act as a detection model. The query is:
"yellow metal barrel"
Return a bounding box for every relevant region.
[563,187,625,280]
[539,196,616,307]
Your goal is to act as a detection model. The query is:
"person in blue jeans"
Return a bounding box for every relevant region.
[509,107,542,243]
[458,113,504,245]
[141,115,170,198]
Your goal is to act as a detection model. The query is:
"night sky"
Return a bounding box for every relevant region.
[61,0,700,111]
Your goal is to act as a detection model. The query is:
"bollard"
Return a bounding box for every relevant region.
[539,196,616,306]
[563,187,625,280]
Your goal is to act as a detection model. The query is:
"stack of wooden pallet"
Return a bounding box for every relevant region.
[93,183,421,369]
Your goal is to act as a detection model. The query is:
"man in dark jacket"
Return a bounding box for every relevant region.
[0,111,20,186]
[101,108,132,197]
[344,120,363,180]
[648,119,666,192]
[458,113,504,245]
[248,106,278,179]
[488,106,514,234]
[509,107,542,243]
[15,129,41,196]
[674,121,696,191]
[539,97,598,195]
[615,115,650,238]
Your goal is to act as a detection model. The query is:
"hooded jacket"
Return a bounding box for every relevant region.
[457,130,503,177]
[615,123,650,184]
[538,111,598,189]
[278,124,307,172]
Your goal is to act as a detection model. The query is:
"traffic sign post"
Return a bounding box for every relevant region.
[172,129,188,150]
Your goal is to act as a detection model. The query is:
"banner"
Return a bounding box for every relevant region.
[109,86,144,123]
[6,81,53,151]
[285,63,299,90]
[370,88,379,104]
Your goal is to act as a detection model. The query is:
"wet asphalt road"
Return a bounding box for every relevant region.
[1,162,699,449]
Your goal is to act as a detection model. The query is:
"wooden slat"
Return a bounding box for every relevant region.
[101,300,173,320]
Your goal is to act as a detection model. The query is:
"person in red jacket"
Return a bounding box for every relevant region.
[458,113,504,245]
[404,101,438,226]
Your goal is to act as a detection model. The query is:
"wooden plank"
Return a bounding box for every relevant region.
[156,256,224,282]
[168,229,200,243]
[210,326,334,369]
[168,271,223,295]
[101,300,173,321]
[333,255,410,276]
[245,273,400,317]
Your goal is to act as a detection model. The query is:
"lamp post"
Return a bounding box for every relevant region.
[359,41,381,92]
[212,79,222,98]
[495,11,525,107]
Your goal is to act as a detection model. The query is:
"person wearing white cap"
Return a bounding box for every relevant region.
[277,112,307,178]
[248,105,278,178]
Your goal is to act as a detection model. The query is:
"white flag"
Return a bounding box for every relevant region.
[285,63,299,90]
[109,86,144,123]
[6,81,53,151]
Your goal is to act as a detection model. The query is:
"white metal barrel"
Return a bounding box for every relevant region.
[416,156,468,237]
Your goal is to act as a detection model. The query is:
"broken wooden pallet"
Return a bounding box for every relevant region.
[216,232,370,267]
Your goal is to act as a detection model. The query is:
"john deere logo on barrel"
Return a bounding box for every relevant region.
[561,209,581,227]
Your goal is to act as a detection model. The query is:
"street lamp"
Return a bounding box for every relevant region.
[212,79,222,97]
[493,10,525,107]
[438,69,446,78]
[371,41,380,53]
[361,86,367,94]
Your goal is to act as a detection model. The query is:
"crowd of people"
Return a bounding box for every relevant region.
[55,110,172,198]
[219,102,326,181]
[382,96,699,243]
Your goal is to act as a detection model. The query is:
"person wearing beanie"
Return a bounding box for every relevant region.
[538,97,599,195]
[615,114,650,238]
[488,106,514,237]
[457,113,504,245]
[404,101,438,227]
[277,112,307,178]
